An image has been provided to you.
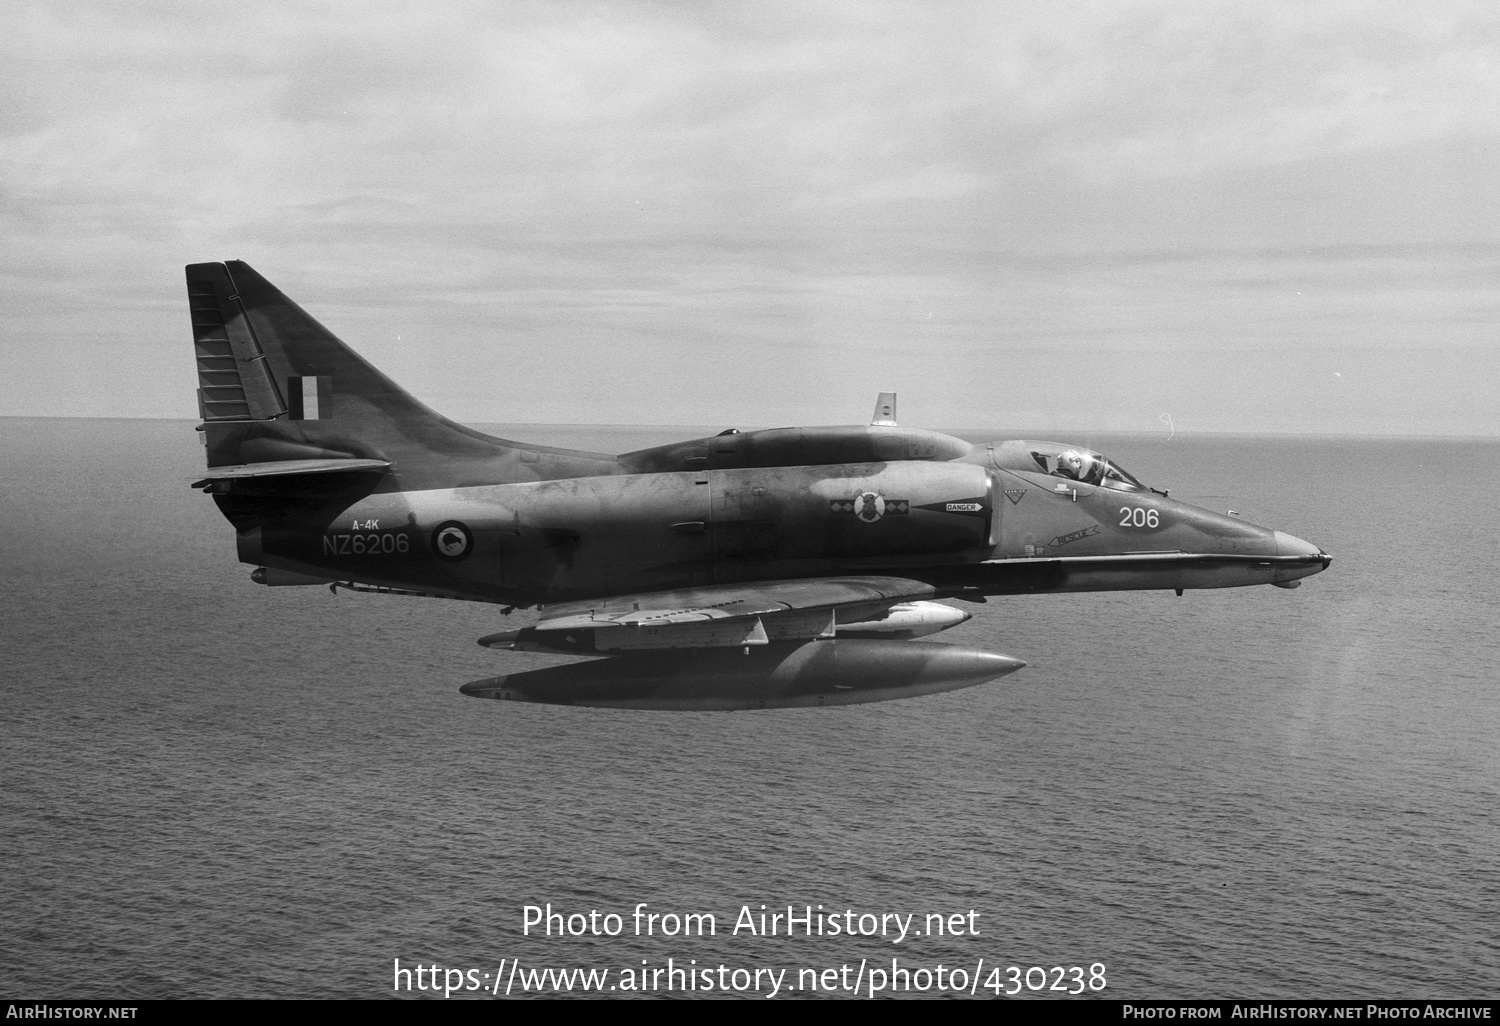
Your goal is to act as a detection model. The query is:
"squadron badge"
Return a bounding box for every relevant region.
[829,492,909,523]
[855,491,885,522]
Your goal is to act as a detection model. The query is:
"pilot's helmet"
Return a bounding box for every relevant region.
[1057,450,1086,479]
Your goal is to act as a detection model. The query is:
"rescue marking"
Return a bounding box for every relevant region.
[1049,525,1100,547]
[1004,489,1027,505]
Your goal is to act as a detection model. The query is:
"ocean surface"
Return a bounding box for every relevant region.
[2,419,1497,1000]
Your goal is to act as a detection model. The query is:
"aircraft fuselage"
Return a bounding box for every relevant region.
[186,259,1329,708]
[233,444,1327,607]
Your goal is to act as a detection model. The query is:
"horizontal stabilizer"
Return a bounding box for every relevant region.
[191,457,390,488]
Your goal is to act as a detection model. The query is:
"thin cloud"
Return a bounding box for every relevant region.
[1,1,1497,432]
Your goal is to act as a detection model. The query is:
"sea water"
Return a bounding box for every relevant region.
[2,419,1496,998]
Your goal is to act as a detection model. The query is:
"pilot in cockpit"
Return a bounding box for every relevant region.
[1056,449,1088,480]
[1026,443,1146,491]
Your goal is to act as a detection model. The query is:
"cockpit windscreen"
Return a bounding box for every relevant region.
[1028,444,1146,492]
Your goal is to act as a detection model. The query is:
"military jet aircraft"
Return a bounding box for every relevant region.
[186,261,1331,710]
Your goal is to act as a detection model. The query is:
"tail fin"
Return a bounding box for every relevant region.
[187,260,464,455]
[186,261,611,490]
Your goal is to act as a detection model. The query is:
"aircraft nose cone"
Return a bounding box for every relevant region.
[1274,531,1332,569]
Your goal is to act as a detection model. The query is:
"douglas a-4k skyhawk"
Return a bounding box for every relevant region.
[186,261,1331,709]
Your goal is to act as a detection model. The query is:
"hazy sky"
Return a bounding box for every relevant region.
[3,1,1498,435]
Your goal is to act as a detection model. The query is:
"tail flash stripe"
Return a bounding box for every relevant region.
[288,376,331,420]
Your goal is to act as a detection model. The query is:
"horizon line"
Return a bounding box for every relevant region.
[2,414,1496,443]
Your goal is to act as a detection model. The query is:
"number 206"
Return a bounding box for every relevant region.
[1119,507,1159,528]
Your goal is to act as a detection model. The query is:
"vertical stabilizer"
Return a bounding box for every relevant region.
[186,260,475,479]
[185,261,616,490]
[186,260,454,435]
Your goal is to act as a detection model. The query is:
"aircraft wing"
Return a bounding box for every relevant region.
[536,576,936,631]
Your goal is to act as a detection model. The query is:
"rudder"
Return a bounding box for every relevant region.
[187,262,288,422]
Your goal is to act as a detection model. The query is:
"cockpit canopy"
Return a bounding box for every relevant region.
[994,440,1149,492]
